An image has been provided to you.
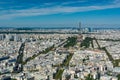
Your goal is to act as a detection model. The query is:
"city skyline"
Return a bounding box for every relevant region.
[0,0,120,27]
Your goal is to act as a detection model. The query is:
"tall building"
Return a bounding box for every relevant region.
[88,27,93,32]
[5,34,10,41]
[78,22,82,34]
[77,22,83,42]
[9,34,15,41]
[0,34,4,40]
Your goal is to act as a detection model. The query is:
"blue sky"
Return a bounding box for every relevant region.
[0,0,120,27]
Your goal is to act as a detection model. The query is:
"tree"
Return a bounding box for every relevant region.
[85,74,94,80]
[117,74,120,80]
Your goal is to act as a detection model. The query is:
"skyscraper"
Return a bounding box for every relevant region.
[78,22,82,34]
[77,22,83,42]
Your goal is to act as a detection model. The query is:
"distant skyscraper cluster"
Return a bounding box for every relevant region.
[77,22,94,34]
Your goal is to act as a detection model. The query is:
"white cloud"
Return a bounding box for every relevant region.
[61,0,87,5]
[113,0,120,3]
[0,1,120,19]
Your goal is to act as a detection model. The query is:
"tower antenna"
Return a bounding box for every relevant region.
[78,22,82,34]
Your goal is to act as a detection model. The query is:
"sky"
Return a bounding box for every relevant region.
[0,0,120,28]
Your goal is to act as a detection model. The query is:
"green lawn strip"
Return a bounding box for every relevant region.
[94,37,101,49]
[93,38,120,67]
[101,47,120,67]
[80,37,93,48]
[55,69,64,79]
[11,78,17,80]
[113,59,120,67]
[64,36,77,48]
[62,54,73,67]
[53,54,73,67]
[23,45,54,65]
[53,54,73,79]
[102,47,114,61]
[91,39,94,48]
